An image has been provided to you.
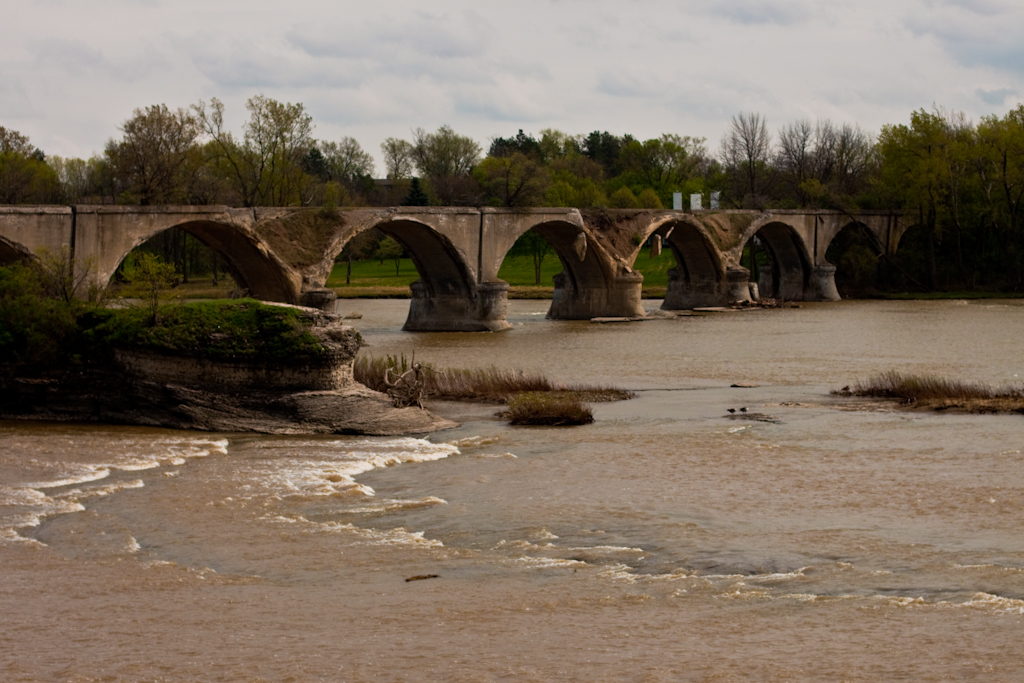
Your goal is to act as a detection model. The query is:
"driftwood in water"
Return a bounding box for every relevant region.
[383,363,426,408]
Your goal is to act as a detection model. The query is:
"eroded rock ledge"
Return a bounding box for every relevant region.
[0,307,455,436]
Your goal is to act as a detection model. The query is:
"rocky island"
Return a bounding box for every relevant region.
[0,268,454,435]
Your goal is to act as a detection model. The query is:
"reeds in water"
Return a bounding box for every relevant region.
[839,370,1023,402]
[353,354,632,403]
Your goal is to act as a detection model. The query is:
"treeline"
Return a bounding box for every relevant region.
[1,98,1022,291]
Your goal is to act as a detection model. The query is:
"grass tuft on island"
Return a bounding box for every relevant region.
[94,299,338,362]
[834,370,1024,413]
[499,392,594,426]
[354,354,633,404]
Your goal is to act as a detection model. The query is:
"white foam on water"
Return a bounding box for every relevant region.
[342,523,446,548]
[55,479,145,504]
[868,592,1024,614]
[346,496,449,514]
[240,438,459,505]
[495,538,552,552]
[446,436,501,448]
[744,567,810,583]
[953,563,1024,573]
[27,468,112,490]
[1,437,226,545]
[514,556,588,569]
[124,535,141,553]
[562,544,646,554]
[717,586,772,600]
[963,592,1024,614]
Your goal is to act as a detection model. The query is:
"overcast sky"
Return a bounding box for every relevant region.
[3,0,1022,174]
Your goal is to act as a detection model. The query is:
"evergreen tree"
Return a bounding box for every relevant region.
[402,177,429,206]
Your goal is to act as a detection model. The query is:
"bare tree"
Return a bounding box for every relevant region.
[777,119,814,182]
[720,112,773,206]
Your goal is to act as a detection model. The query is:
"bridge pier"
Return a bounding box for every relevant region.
[809,263,841,301]
[726,266,754,303]
[662,266,731,309]
[403,280,512,332]
[547,271,645,320]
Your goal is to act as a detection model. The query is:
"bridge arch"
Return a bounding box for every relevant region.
[738,220,814,300]
[633,217,728,309]
[492,216,644,320]
[822,220,886,296]
[109,219,299,303]
[326,215,498,331]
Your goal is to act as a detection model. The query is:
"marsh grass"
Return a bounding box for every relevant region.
[837,370,1024,403]
[501,392,594,426]
[354,354,633,404]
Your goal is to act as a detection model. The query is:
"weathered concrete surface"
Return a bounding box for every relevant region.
[0,206,73,263]
[0,205,905,328]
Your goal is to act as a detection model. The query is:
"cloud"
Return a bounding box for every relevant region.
[904,2,1024,73]
[27,37,169,83]
[706,0,813,26]
[2,0,1023,163]
[976,87,1017,105]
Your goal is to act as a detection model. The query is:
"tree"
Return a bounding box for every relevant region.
[319,137,375,182]
[474,152,549,207]
[977,105,1024,287]
[582,131,628,177]
[121,252,179,325]
[195,95,314,206]
[0,127,33,156]
[619,135,705,189]
[538,129,582,162]
[0,127,60,204]
[777,119,873,205]
[48,155,109,204]
[877,109,953,289]
[489,129,542,159]
[507,230,552,284]
[380,138,415,179]
[544,155,607,208]
[720,112,773,207]
[403,177,429,206]
[104,104,202,204]
[411,126,482,205]
[34,246,98,304]
[338,229,379,284]
[637,188,663,209]
[609,186,640,208]
[375,236,404,276]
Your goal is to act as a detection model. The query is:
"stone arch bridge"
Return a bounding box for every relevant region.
[0,205,904,331]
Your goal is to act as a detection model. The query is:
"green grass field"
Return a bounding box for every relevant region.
[326,250,678,298]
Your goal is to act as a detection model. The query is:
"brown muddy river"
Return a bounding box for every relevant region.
[2,299,1024,682]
